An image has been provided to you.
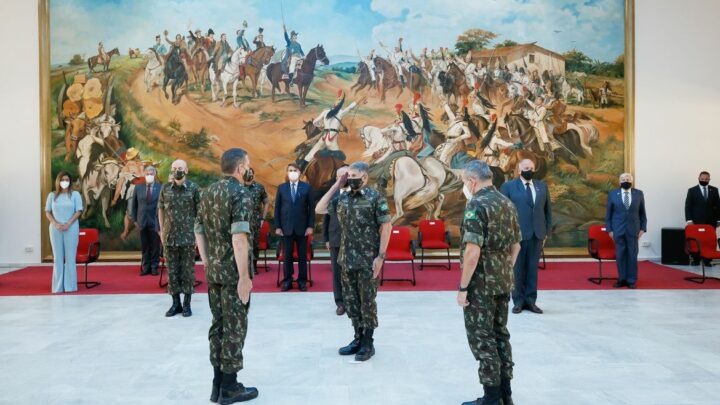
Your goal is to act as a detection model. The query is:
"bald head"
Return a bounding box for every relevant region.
[171,159,188,171]
[171,159,188,183]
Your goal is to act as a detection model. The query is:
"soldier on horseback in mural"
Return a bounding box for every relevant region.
[358,48,377,84]
[163,30,190,70]
[253,27,265,49]
[434,98,478,169]
[525,95,556,157]
[281,24,304,87]
[152,35,167,56]
[213,33,233,77]
[203,28,217,71]
[236,21,251,53]
[97,42,109,65]
[297,90,363,173]
[380,38,408,88]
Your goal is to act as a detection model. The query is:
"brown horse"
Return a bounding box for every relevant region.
[88,48,119,72]
[297,120,345,203]
[266,45,329,107]
[189,48,209,94]
[238,46,275,98]
[372,57,424,103]
[350,61,378,95]
[437,62,471,104]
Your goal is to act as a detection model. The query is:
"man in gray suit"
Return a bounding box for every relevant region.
[323,165,349,315]
[500,159,552,314]
[132,166,162,276]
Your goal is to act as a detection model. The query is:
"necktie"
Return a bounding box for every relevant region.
[703,186,708,200]
[146,183,152,201]
[291,183,297,202]
[525,182,534,206]
[623,191,630,209]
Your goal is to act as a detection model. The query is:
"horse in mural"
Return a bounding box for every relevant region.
[372,56,425,103]
[296,120,346,204]
[162,48,188,104]
[81,158,121,228]
[266,45,329,107]
[88,48,119,72]
[237,46,275,98]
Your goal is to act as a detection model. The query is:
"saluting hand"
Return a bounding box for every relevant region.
[334,171,348,188]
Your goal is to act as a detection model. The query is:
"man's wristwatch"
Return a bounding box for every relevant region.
[458,284,468,292]
[378,252,386,259]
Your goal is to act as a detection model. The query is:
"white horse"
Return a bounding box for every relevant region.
[209,48,249,107]
[81,159,121,228]
[570,87,585,104]
[559,76,572,101]
[144,48,164,93]
[359,125,460,223]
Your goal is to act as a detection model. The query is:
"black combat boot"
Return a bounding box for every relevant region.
[182,294,192,317]
[165,294,183,317]
[354,328,375,362]
[218,372,259,404]
[501,377,514,405]
[210,366,222,403]
[338,326,363,356]
[461,385,502,405]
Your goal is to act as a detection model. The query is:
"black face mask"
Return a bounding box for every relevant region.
[243,168,254,183]
[621,182,632,190]
[347,178,363,191]
[520,170,534,181]
[699,180,709,187]
[173,170,186,180]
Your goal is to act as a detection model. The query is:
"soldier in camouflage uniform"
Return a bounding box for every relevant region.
[195,148,258,404]
[458,160,522,405]
[158,159,200,317]
[315,161,392,362]
[241,167,269,275]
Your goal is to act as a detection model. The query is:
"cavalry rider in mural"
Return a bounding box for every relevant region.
[297,90,363,172]
[380,37,408,88]
[253,27,265,49]
[97,42,109,65]
[236,20,251,52]
[370,103,420,189]
[213,33,233,76]
[525,95,555,156]
[282,24,305,86]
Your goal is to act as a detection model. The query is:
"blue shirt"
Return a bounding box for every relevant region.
[45,191,83,224]
[153,43,167,55]
[284,31,304,57]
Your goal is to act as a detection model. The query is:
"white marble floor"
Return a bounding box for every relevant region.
[1,290,720,405]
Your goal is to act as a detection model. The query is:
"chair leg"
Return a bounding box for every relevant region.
[411,260,416,286]
[276,261,281,287]
[588,259,617,285]
[158,265,166,288]
[420,248,424,270]
[308,261,313,287]
[264,250,269,272]
[79,263,101,289]
[684,260,720,283]
[446,248,451,270]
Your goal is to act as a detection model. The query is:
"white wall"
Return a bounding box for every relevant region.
[1,0,719,263]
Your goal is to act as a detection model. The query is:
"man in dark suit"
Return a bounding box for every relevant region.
[274,163,314,291]
[685,171,720,266]
[323,165,349,315]
[606,172,648,289]
[132,166,162,275]
[500,159,552,314]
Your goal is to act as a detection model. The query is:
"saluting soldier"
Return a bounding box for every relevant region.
[315,161,392,362]
[458,160,522,405]
[195,148,258,404]
[241,167,269,275]
[158,159,200,317]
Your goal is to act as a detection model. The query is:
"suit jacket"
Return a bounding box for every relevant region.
[132,182,161,231]
[274,181,314,236]
[500,178,552,241]
[605,188,647,237]
[685,184,720,225]
[323,189,343,248]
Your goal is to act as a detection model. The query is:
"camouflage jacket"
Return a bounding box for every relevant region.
[329,186,391,270]
[158,180,200,246]
[460,185,521,295]
[246,181,268,232]
[194,176,252,284]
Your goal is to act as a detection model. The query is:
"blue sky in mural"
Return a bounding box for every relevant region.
[50,0,625,64]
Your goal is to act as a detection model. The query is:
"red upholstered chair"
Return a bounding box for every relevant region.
[76,228,101,289]
[381,226,416,286]
[587,225,617,285]
[418,220,451,270]
[257,221,271,272]
[276,234,314,287]
[684,224,720,283]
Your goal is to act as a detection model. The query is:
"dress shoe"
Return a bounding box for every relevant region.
[280,282,291,292]
[524,303,543,314]
[612,280,627,288]
[339,327,362,355]
[165,294,183,317]
[298,282,308,292]
[336,305,346,316]
[511,305,523,314]
[627,283,636,289]
[704,260,714,267]
[140,269,151,276]
[182,294,192,317]
[354,328,375,362]
[151,268,159,276]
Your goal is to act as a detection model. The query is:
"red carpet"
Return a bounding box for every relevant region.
[1,261,719,296]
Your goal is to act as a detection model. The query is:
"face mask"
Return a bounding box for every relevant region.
[145,175,155,184]
[463,184,473,200]
[288,171,300,182]
[621,181,632,190]
[243,169,254,183]
[347,177,363,191]
[699,180,709,187]
[60,181,70,190]
[520,170,534,181]
[173,170,186,180]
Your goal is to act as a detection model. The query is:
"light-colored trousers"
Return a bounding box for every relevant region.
[49,224,79,293]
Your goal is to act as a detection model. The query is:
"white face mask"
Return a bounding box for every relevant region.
[288,171,300,182]
[463,184,473,200]
[145,175,155,184]
[60,181,70,190]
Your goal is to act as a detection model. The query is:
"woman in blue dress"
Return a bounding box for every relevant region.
[44,171,83,293]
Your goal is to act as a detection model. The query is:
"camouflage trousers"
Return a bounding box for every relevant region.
[165,246,196,295]
[341,267,378,330]
[463,289,514,386]
[208,282,250,373]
